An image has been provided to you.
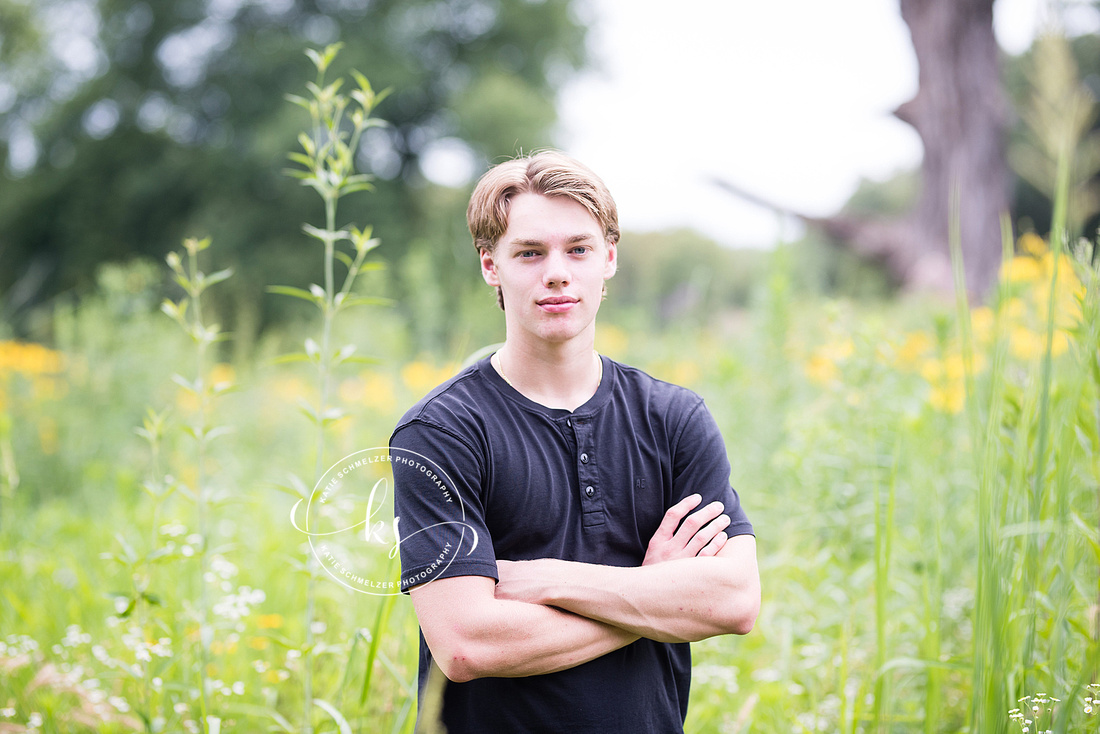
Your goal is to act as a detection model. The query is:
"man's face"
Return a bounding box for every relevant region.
[480,192,617,347]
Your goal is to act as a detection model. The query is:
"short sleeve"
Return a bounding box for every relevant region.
[671,400,753,537]
[390,420,499,593]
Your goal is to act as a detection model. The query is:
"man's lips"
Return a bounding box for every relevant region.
[537,296,578,313]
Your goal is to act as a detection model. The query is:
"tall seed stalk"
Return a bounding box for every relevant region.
[275,43,389,734]
[162,236,234,732]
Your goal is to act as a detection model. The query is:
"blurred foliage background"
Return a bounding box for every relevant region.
[0,0,1096,353]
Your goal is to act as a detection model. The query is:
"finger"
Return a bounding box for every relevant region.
[672,501,725,546]
[685,513,731,555]
[651,493,703,542]
[698,530,728,557]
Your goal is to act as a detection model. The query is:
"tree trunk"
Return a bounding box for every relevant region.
[717,0,1012,297]
[892,0,1011,296]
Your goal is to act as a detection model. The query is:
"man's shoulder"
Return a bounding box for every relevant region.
[392,358,498,443]
[607,358,705,412]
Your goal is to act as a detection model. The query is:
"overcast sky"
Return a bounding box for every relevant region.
[554,0,1059,248]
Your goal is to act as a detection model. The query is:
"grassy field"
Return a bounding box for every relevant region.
[1,226,1098,733]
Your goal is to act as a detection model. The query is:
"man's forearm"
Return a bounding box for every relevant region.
[411,576,639,682]
[496,537,760,644]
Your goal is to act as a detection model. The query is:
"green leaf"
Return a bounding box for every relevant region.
[333,344,356,364]
[333,250,353,270]
[266,285,322,305]
[270,353,311,365]
[339,296,392,309]
[204,268,234,288]
[204,426,234,441]
[312,699,352,734]
[296,397,320,424]
[223,704,294,734]
[285,94,311,112]
[171,374,199,393]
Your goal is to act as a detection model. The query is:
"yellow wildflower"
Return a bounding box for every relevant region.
[929,381,965,414]
[271,376,312,404]
[667,361,700,387]
[1009,326,1046,361]
[805,355,840,385]
[919,358,942,383]
[1019,232,1047,257]
[0,341,65,375]
[970,307,995,345]
[338,377,364,404]
[248,636,269,650]
[1001,256,1042,284]
[895,331,933,369]
[175,389,200,414]
[819,339,854,362]
[362,371,397,414]
[257,614,284,629]
[401,361,452,396]
[209,363,235,389]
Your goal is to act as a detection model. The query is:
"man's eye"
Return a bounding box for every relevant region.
[571,246,589,255]
[519,250,538,258]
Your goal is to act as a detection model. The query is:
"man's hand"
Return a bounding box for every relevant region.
[643,494,730,565]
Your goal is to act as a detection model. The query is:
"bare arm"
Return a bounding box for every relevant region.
[407,496,732,682]
[409,575,638,683]
[496,533,760,644]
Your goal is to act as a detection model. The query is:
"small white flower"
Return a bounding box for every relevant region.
[160,522,187,537]
[232,681,244,695]
[0,708,15,718]
[181,545,195,557]
[113,597,130,614]
[311,621,326,635]
[108,696,130,713]
[28,712,43,727]
[152,677,163,689]
[174,702,189,715]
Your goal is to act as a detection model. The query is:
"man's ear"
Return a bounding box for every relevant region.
[480,248,500,287]
[603,239,618,280]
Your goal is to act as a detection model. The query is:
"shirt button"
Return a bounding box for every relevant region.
[566,418,572,427]
[585,485,594,497]
[580,452,589,464]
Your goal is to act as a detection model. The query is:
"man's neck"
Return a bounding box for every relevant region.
[493,338,602,412]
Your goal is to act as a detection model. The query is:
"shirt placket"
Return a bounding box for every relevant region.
[568,415,605,527]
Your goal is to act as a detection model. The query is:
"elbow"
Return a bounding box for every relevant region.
[434,640,494,683]
[721,582,761,636]
[436,645,479,683]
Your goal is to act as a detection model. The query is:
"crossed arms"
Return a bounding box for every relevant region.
[409,494,761,683]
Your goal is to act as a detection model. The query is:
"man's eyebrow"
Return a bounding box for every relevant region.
[509,234,595,248]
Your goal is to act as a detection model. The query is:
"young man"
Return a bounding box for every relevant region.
[390,151,759,733]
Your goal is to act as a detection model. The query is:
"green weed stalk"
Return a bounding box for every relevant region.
[162,236,234,732]
[275,43,389,734]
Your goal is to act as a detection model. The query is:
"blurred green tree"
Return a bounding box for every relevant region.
[0,0,588,349]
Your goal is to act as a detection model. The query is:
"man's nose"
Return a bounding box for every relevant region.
[543,250,570,287]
